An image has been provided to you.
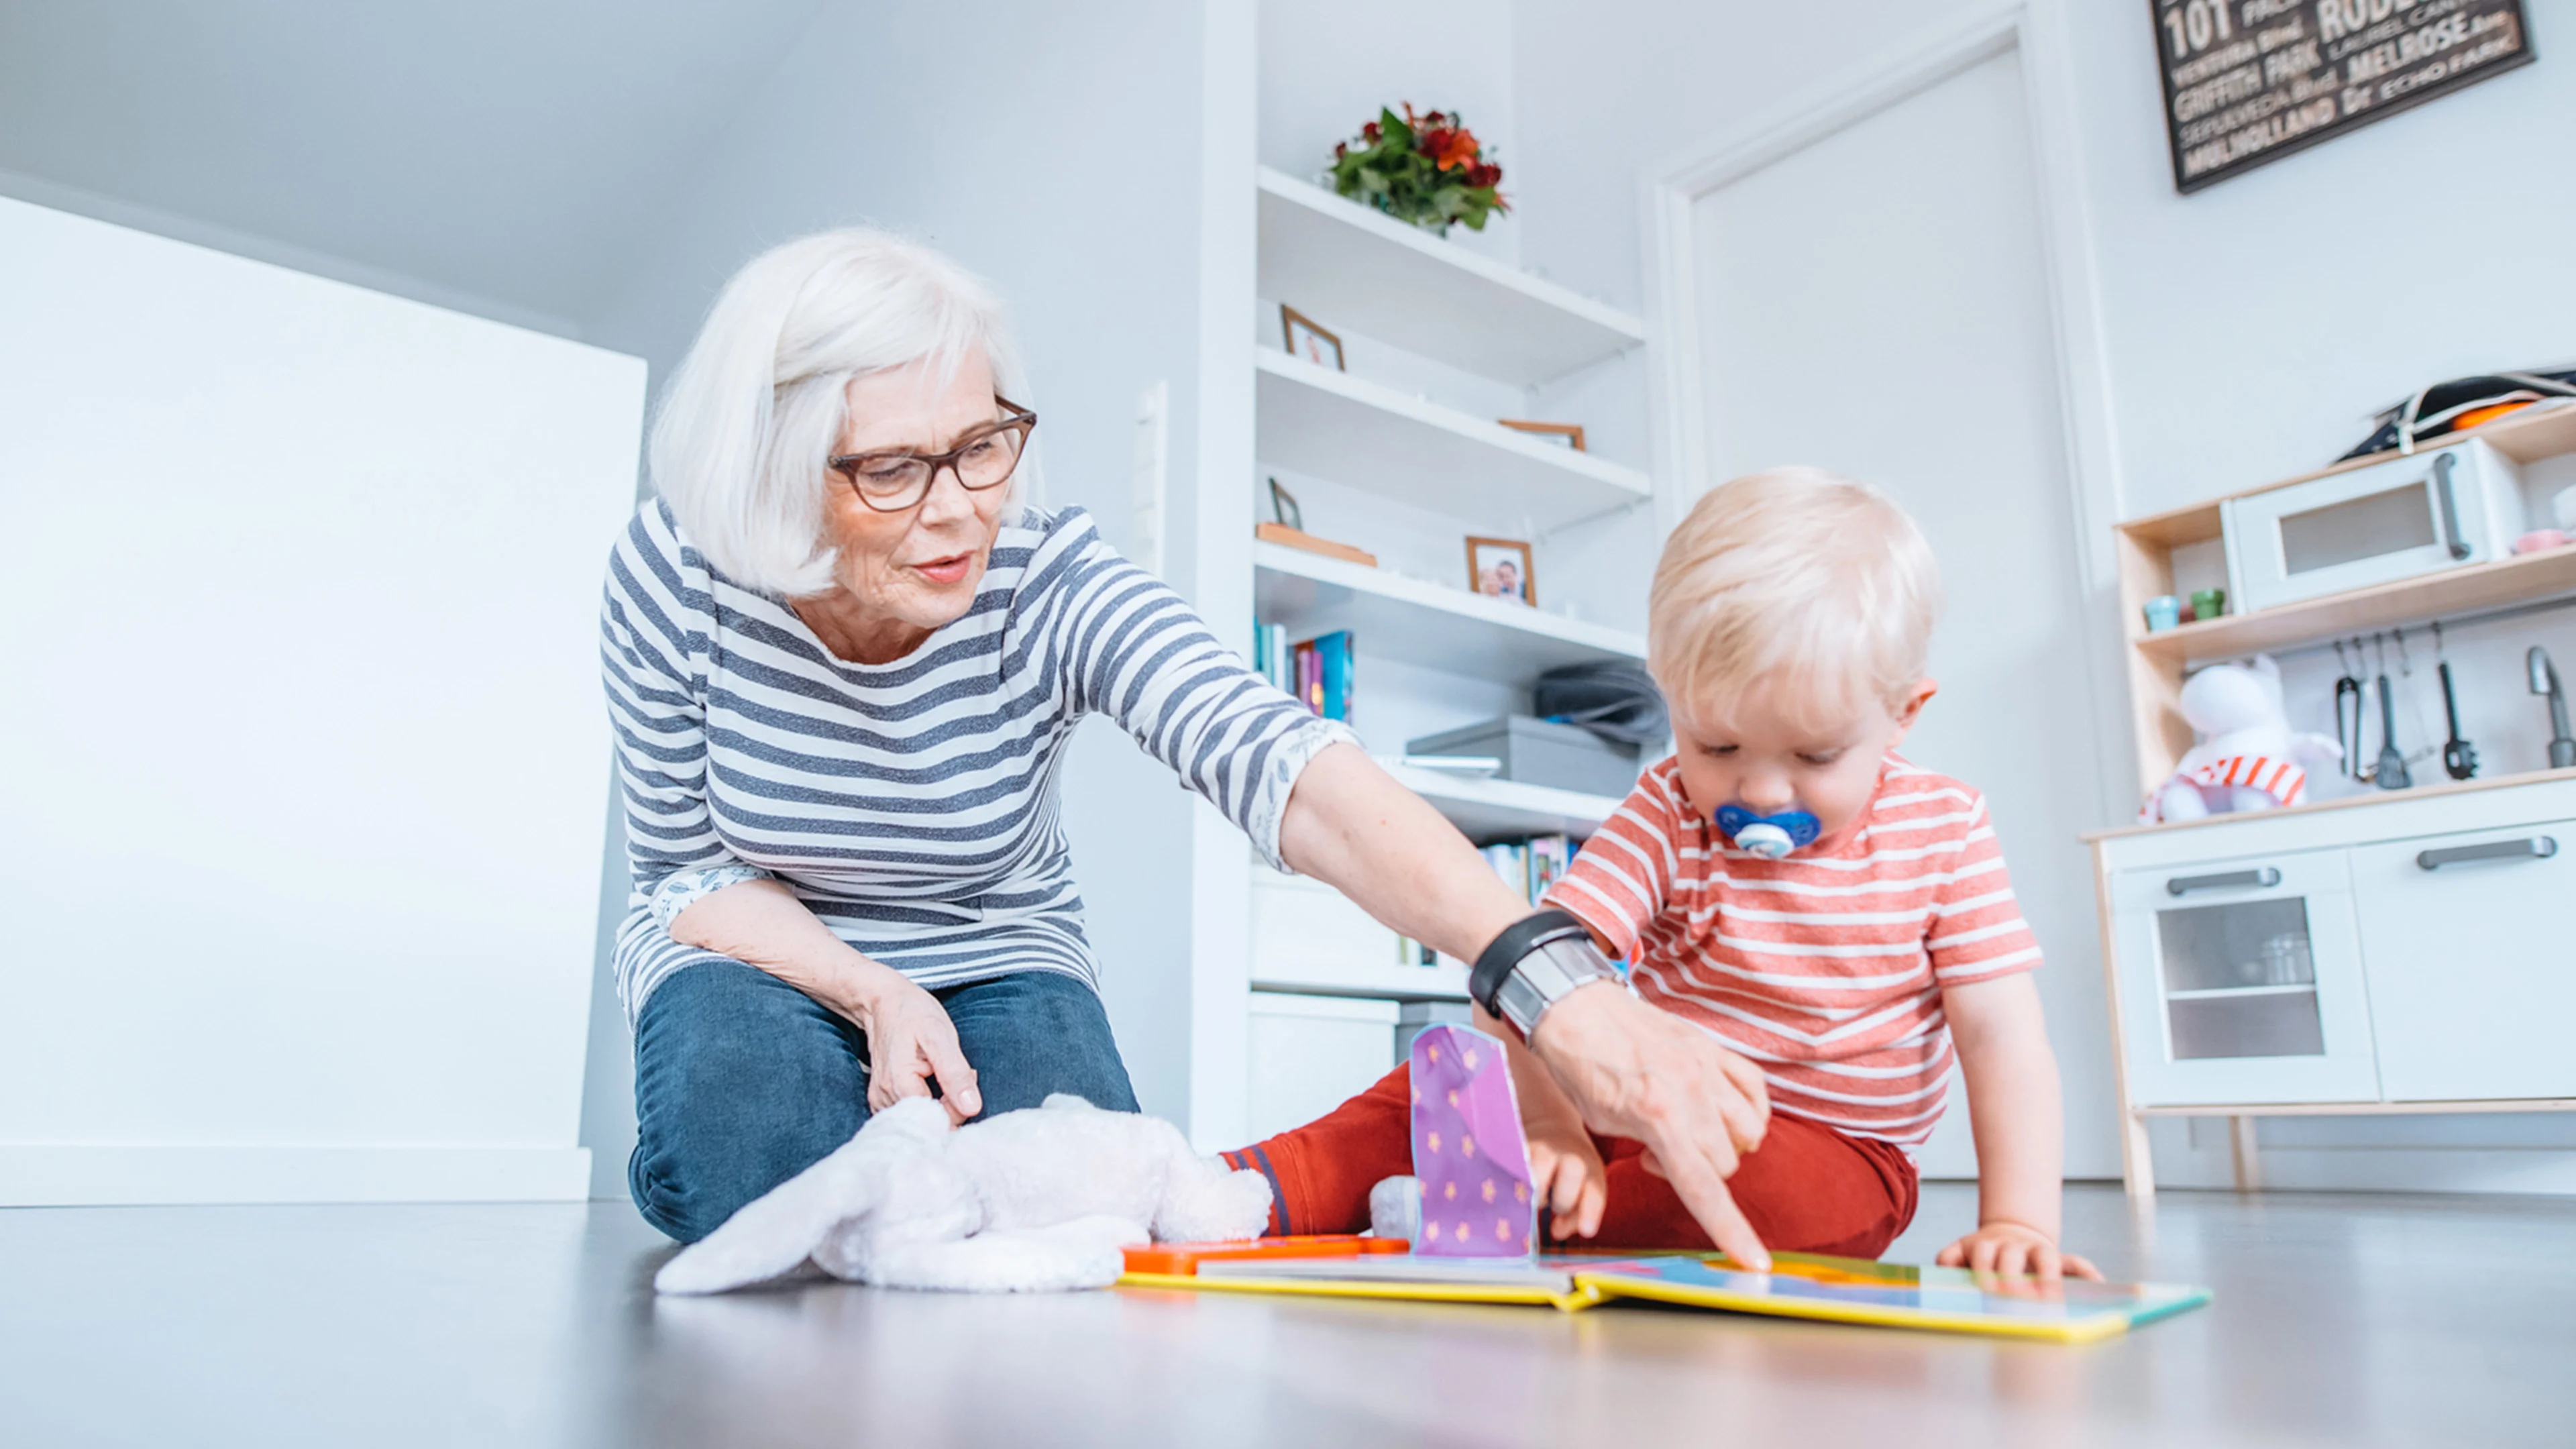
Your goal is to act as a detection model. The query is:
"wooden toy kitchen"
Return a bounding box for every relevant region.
[2093,401,2576,1197]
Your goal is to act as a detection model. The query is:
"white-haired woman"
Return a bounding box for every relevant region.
[605,229,1773,1258]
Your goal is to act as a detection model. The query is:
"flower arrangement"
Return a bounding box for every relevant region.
[1328,104,1507,235]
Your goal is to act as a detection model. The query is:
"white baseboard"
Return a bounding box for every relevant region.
[0,1146,593,1206]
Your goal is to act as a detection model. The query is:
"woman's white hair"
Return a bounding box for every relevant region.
[648,227,1036,597]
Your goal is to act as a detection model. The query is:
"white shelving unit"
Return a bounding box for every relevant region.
[1378,761,1623,842]
[1253,350,1652,531]
[1224,154,1662,1140]
[1255,168,1644,387]
[1253,539,1644,679]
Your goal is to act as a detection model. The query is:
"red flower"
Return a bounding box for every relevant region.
[1362,119,1381,142]
[1466,162,1501,189]
[1424,126,1481,172]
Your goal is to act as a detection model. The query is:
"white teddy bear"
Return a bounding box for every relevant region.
[2146,654,2343,822]
[653,1093,1273,1295]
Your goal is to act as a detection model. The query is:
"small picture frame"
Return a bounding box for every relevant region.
[1466,535,1536,608]
[1497,419,1586,451]
[1281,305,1344,372]
[1267,476,1303,531]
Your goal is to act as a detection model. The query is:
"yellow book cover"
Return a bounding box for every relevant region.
[1119,1250,2210,1344]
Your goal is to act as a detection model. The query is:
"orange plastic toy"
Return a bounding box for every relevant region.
[1122,1234,1410,1277]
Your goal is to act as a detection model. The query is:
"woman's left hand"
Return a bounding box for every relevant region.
[1936,1220,2102,1281]
[836,958,983,1125]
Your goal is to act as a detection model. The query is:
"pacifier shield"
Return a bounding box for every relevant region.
[1715,805,1821,859]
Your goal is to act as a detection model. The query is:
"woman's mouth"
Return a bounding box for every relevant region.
[908,551,975,586]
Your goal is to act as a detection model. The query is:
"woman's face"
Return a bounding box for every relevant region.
[818,351,1015,634]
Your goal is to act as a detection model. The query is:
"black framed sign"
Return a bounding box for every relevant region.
[2153,1,2536,193]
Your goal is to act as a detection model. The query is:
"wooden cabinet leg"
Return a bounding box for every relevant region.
[2229,1115,2262,1192]
[2121,1111,2155,1199]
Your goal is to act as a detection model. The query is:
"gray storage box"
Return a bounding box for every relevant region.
[1406,715,1641,798]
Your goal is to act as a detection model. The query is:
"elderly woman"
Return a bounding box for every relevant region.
[604,229,1765,1260]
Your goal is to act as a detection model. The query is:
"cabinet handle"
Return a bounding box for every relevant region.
[2165,866,2282,896]
[2432,451,2471,561]
[2416,836,2558,870]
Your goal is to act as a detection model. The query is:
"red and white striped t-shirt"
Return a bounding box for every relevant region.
[1542,755,2039,1145]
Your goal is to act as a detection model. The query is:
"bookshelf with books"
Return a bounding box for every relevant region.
[1234,164,1664,1128]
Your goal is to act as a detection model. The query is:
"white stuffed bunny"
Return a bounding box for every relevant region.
[2146,655,2343,822]
[653,1094,1273,1296]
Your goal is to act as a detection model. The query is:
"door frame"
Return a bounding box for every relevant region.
[1634,0,2137,1173]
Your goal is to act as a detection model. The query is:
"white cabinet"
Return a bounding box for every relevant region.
[2110,849,2380,1106]
[2094,775,2576,1194]
[1246,993,1398,1140]
[2349,822,2576,1102]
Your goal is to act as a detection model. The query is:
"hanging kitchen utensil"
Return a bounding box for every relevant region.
[2375,669,2412,790]
[2333,640,2363,779]
[2435,624,2477,780]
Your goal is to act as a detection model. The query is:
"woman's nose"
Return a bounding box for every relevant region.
[916,462,977,525]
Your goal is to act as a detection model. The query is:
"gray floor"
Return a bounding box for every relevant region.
[3,1184,2570,1448]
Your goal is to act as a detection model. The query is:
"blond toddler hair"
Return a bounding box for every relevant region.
[1649,467,1943,735]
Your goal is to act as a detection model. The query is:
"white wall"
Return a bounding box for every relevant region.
[573,0,1225,1187]
[0,197,643,1204]
[1510,0,2576,1191]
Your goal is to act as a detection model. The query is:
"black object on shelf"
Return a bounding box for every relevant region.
[2440,661,2477,781]
[2374,674,2412,792]
[1532,660,1666,748]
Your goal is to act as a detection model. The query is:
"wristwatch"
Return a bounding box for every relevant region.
[1467,909,1622,1041]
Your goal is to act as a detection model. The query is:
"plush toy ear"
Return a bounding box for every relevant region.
[653,1097,954,1296]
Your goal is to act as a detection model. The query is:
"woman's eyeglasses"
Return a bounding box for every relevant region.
[828,398,1036,513]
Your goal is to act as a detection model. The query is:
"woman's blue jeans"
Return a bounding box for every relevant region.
[628,960,1139,1242]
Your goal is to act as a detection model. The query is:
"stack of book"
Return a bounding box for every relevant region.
[1253,623,1354,723]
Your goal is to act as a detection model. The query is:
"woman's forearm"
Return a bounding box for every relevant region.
[1275,743,1532,961]
[1949,975,2067,1240]
[668,877,892,1016]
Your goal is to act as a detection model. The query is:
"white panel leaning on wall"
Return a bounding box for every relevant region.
[0,196,646,1205]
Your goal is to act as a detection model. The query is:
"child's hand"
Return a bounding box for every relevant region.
[1525,1095,1608,1240]
[1497,1023,1609,1239]
[1936,1220,2102,1282]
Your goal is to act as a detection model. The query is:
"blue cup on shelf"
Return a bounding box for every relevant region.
[2143,595,2182,633]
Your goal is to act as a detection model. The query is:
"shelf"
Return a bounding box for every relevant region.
[1250,958,1470,1004]
[2084,764,2576,841]
[1254,539,1645,682]
[1256,168,1645,387]
[2135,543,2576,664]
[1254,350,1654,533]
[2163,985,2318,1002]
[1379,758,1623,841]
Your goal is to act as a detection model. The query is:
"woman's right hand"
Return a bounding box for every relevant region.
[833,959,983,1124]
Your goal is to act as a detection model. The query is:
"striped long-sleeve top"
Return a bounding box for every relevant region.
[600,498,1352,1022]
[1542,755,2040,1146]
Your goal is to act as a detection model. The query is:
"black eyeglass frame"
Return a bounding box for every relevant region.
[827,397,1038,513]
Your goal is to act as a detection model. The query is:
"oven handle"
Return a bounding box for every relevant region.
[2432,451,2470,560]
[2417,836,2557,870]
[2165,866,2282,896]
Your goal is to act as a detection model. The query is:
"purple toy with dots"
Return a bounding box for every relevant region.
[1408,1024,1536,1258]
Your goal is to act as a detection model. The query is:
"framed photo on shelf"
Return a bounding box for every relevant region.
[1267,476,1303,531]
[1497,419,1586,451]
[1466,535,1536,607]
[1281,305,1344,371]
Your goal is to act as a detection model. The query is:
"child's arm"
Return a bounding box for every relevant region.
[1487,1011,1609,1239]
[1935,972,2102,1281]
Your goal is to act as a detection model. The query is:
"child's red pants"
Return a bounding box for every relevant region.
[1223,1063,1918,1257]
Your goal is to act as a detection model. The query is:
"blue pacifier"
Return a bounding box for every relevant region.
[1715,804,1821,860]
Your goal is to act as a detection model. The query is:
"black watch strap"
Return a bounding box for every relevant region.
[1468,909,1594,1014]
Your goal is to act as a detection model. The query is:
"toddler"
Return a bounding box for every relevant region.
[1228,467,2100,1280]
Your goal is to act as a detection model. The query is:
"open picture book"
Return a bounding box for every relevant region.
[1118,1244,2210,1344]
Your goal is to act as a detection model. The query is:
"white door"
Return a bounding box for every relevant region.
[1688,46,2118,1176]
[2349,822,2576,1101]
[2110,850,2380,1107]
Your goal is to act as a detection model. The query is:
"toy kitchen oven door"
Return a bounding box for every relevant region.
[2222,439,2524,613]
[2109,849,2381,1107]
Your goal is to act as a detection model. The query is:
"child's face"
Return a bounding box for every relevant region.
[1672,674,1937,852]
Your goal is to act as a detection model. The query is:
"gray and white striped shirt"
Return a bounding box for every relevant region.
[600,498,1349,1022]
